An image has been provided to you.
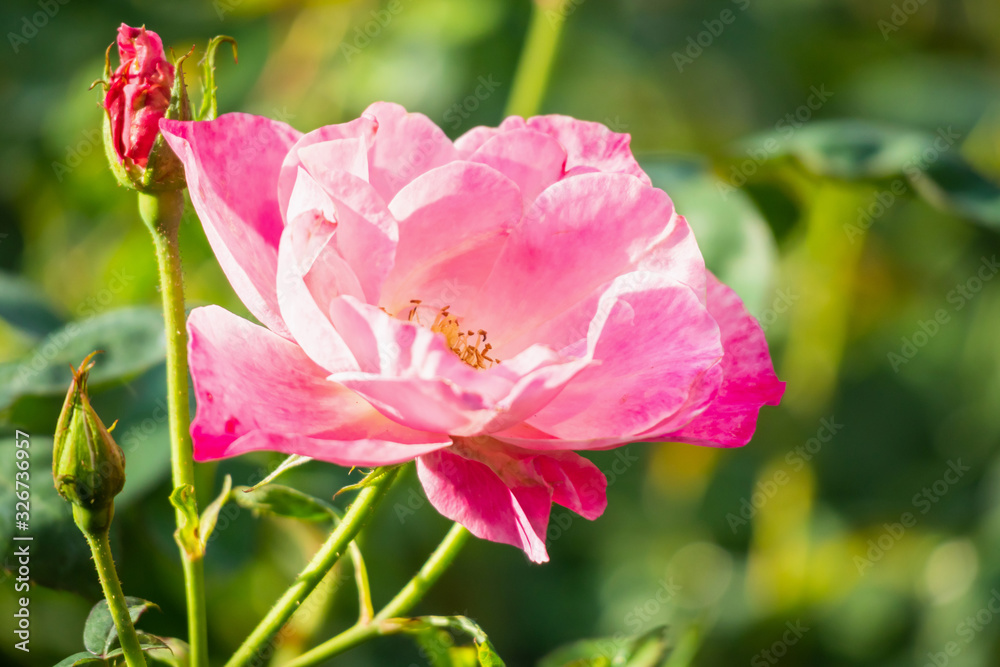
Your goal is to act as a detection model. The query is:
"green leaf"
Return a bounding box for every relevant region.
[244,454,312,492]
[386,615,506,667]
[743,120,927,180]
[912,153,1000,227]
[145,637,190,667]
[52,652,106,667]
[199,474,232,548]
[414,627,459,667]
[83,597,159,656]
[0,307,165,411]
[740,119,1000,229]
[538,626,673,667]
[104,631,169,659]
[451,647,481,667]
[627,627,674,667]
[641,155,778,315]
[169,484,203,558]
[233,483,337,522]
[476,639,506,667]
[0,271,64,338]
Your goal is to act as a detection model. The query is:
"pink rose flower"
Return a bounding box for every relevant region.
[104,23,174,168]
[160,103,784,563]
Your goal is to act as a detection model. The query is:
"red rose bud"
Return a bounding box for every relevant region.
[101,23,191,192]
[105,24,173,168]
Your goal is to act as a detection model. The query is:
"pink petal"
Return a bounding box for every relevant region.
[466,129,567,203]
[525,115,651,185]
[380,161,523,315]
[187,305,450,466]
[416,440,607,563]
[160,114,302,336]
[275,209,362,373]
[326,297,587,436]
[291,158,399,304]
[469,173,698,356]
[527,272,724,441]
[362,102,459,201]
[277,115,378,216]
[476,345,591,434]
[212,431,449,467]
[639,213,708,304]
[454,126,501,157]
[653,273,785,447]
[326,296,498,434]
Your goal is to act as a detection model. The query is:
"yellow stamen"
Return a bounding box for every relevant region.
[406,302,499,369]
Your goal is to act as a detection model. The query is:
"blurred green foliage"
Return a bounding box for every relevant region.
[2,0,1000,665]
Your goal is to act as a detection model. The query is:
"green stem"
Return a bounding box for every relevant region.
[223,466,403,667]
[504,1,568,118]
[348,540,374,624]
[84,524,148,667]
[284,523,470,667]
[139,191,208,667]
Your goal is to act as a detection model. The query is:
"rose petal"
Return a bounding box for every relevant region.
[527,272,724,441]
[291,159,399,304]
[469,173,697,356]
[653,273,785,446]
[276,208,362,373]
[526,114,651,185]
[454,125,501,157]
[416,441,607,563]
[277,115,378,216]
[187,305,450,466]
[362,102,458,201]
[466,129,567,203]
[381,161,523,315]
[161,114,302,335]
[325,296,587,436]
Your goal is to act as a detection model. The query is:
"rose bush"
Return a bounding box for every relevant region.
[160,102,784,562]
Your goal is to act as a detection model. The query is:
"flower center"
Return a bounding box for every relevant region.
[407,300,499,369]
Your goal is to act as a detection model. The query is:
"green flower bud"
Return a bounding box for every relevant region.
[53,353,126,534]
